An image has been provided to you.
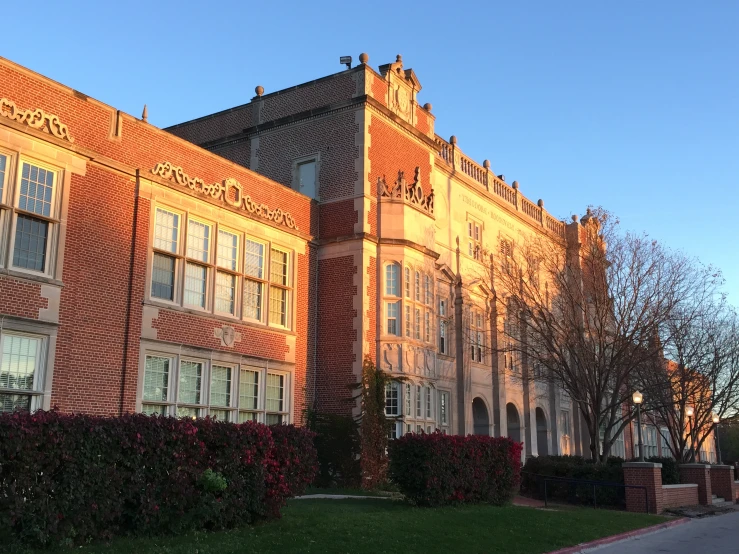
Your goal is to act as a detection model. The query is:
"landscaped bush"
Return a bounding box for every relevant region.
[521,455,625,508]
[646,456,680,484]
[307,410,361,488]
[0,410,317,548]
[388,433,522,507]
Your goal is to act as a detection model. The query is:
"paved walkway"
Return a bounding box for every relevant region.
[593,511,739,553]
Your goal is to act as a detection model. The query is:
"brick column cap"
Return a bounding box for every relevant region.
[662,484,698,489]
[679,463,712,468]
[711,464,734,469]
[623,462,662,469]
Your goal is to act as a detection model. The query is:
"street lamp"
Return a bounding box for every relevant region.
[686,406,695,462]
[713,413,722,465]
[632,390,644,462]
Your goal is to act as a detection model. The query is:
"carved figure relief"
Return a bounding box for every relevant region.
[378,167,434,214]
[0,97,74,142]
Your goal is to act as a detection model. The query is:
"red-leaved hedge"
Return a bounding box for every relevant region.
[388,433,522,507]
[0,411,317,547]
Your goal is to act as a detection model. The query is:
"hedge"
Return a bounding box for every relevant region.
[0,411,317,547]
[521,456,626,507]
[521,455,681,507]
[388,433,522,507]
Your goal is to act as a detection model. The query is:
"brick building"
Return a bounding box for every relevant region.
[1,53,706,461]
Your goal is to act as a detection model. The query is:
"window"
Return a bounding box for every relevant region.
[439,391,449,426]
[385,381,400,416]
[149,206,293,328]
[438,298,450,356]
[404,383,412,416]
[415,385,422,418]
[425,386,432,419]
[0,155,62,276]
[404,266,411,298]
[424,274,433,305]
[504,299,519,372]
[141,354,290,423]
[612,431,625,458]
[266,373,286,424]
[560,411,571,455]
[659,427,672,458]
[638,425,658,458]
[297,160,317,198]
[467,219,482,260]
[424,311,431,343]
[405,305,411,338]
[414,308,421,340]
[0,332,45,413]
[384,263,401,336]
[414,271,421,302]
[500,238,513,272]
[470,309,485,363]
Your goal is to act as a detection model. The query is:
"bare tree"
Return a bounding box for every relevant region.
[640,301,739,461]
[483,209,722,462]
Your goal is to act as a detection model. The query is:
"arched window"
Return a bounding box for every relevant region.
[385,263,400,296]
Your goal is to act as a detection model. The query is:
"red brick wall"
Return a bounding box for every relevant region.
[368,117,433,235]
[662,485,698,508]
[623,464,663,514]
[0,58,315,419]
[370,74,388,107]
[709,466,736,503]
[319,200,357,239]
[679,465,712,505]
[415,105,431,136]
[316,256,357,416]
[209,139,251,169]
[51,168,139,415]
[0,278,48,319]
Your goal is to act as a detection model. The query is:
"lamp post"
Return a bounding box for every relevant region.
[686,406,695,462]
[713,413,722,465]
[633,390,644,461]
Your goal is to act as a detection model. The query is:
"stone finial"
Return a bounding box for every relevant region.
[498,174,505,181]
[423,102,432,112]
[396,54,403,64]
[450,135,457,145]
[141,104,148,123]
[571,214,578,222]
[538,199,544,207]
[359,52,369,64]
[483,159,490,169]
[512,180,519,189]
[255,85,264,97]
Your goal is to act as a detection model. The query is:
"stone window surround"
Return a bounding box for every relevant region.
[290,153,321,200]
[0,315,58,412]
[381,258,434,344]
[143,185,301,333]
[136,339,294,423]
[0,127,85,288]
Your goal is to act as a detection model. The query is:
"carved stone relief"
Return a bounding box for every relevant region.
[0,97,74,142]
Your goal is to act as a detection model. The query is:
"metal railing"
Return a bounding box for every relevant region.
[522,472,649,513]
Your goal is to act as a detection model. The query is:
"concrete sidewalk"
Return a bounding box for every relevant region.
[583,511,739,553]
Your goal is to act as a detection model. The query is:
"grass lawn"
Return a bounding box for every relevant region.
[41,499,666,554]
[302,486,395,496]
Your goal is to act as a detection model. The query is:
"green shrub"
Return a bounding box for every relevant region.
[647,456,680,484]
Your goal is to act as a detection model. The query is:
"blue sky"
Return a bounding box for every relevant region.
[3,1,737,302]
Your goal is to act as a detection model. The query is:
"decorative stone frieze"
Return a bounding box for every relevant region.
[0,97,74,142]
[151,162,298,230]
[379,167,434,214]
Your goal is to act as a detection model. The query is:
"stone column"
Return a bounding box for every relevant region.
[623,462,663,514]
[709,465,736,503]
[679,464,712,505]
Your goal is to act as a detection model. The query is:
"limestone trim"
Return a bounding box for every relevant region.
[0,98,74,143]
[151,162,299,230]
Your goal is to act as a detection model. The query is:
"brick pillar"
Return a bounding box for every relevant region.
[679,464,712,505]
[709,465,736,503]
[623,462,663,514]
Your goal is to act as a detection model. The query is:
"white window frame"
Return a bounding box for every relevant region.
[0,151,63,278]
[383,262,402,337]
[0,331,48,413]
[467,218,483,261]
[439,390,450,427]
[385,381,400,416]
[140,352,291,424]
[148,204,294,330]
[291,154,320,200]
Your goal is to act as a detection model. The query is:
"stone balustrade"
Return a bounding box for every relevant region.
[434,135,566,237]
